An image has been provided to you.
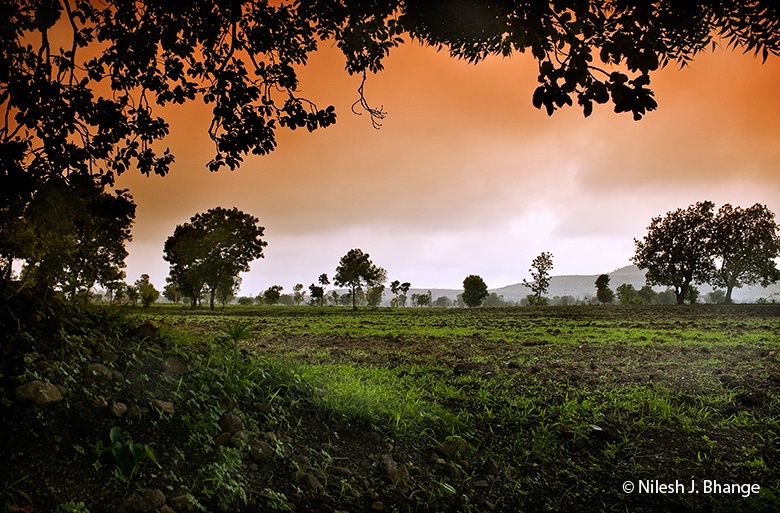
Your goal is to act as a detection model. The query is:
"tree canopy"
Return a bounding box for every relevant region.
[333,248,386,310]
[163,207,266,309]
[523,251,554,305]
[633,201,780,304]
[595,274,614,304]
[633,201,716,304]
[462,274,488,307]
[3,0,779,191]
[710,203,780,303]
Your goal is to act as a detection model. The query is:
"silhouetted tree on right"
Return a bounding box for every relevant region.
[633,202,716,304]
[710,204,780,303]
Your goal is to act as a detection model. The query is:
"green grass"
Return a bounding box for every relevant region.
[13,303,777,512]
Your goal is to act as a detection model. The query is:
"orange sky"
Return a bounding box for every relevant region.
[116,41,780,295]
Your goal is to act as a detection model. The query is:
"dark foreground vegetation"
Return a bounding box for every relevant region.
[3,302,780,513]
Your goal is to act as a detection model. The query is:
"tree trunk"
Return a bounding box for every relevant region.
[725,284,734,304]
[209,289,216,310]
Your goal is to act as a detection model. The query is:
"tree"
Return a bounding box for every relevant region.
[616,284,643,305]
[309,274,330,307]
[523,252,554,306]
[292,283,306,306]
[411,290,432,308]
[638,285,659,305]
[595,274,615,304]
[125,283,139,306]
[483,292,507,307]
[366,284,386,307]
[434,296,452,308]
[5,1,779,318]
[390,280,412,307]
[710,204,780,303]
[8,173,135,301]
[705,290,727,304]
[309,284,325,307]
[216,275,241,307]
[633,201,716,304]
[263,285,284,306]
[462,275,488,307]
[163,281,182,304]
[134,274,160,308]
[164,207,266,309]
[333,249,386,310]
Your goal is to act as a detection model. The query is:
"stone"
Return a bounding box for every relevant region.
[111,401,128,418]
[381,454,409,486]
[250,440,274,463]
[15,380,63,407]
[117,489,166,513]
[99,348,119,363]
[219,412,243,434]
[126,404,144,419]
[163,356,188,375]
[435,439,466,459]
[482,458,501,476]
[151,399,175,415]
[214,432,232,448]
[128,322,159,339]
[86,362,113,381]
[169,494,196,513]
[92,395,108,408]
[370,501,384,511]
[230,430,250,448]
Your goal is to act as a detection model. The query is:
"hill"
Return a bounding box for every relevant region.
[414,266,780,304]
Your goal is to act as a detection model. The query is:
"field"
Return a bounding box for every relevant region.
[4,304,780,512]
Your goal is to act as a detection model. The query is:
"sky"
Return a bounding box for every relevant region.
[116,41,780,296]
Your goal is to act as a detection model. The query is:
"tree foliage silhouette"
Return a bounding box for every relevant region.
[334,249,386,310]
[710,203,780,303]
[163,207,266,310]
[3,1,780,296]
[595,274,614,304]
[633,201,716,305]
[462,274,488,307]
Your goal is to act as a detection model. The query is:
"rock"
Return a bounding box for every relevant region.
[381,454,409,486]
[92,395,108,408]
[99,348,120,363]
[214,432,232,447]
[482,458,501,476]
[117,489,166,513]
[250,440,274,463]
[435,439,467,459]
[128,322,159,339]
[230,430,250,449]
[370,501,384,511]
[111,401,128,418]
[162,356,187,375]
[151,399,175,415]
[333,466,351,476]
[15,380,63,407]
[264,431,278,444]
[169,494,196,513]
[219,412,243,434]
[86,362,113,381]
[126,404,144,419]
[160,506,176,513]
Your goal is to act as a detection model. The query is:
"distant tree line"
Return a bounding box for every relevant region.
[86,201,780,309]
